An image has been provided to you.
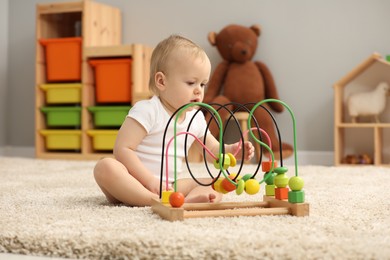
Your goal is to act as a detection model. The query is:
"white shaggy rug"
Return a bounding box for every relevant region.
[1,156,390,259]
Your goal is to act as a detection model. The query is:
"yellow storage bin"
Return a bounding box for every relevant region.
[87,130,118,151]
[40,83,82,104]
[40,130,82,150]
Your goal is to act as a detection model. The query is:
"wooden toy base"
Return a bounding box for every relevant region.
[151,195,309,221]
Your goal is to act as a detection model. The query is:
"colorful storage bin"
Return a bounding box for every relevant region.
[89,58,132,103]
[39,37,82,82]
[40,130,82,150]
[88,106,130,127]
[40,106,81,128]
[40,83,82,104]
[87,130,118,151]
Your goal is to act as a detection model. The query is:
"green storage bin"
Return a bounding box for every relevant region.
[41,106,81,127]
[88,106,130,127]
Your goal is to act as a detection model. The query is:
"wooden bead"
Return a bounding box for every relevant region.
[169,192,185,208]
[288,190,305,203]
[221,175,236,192]
[213,154,231,170]
[275,187,289,200]
[274,173,289,188]
[262,161,277,172]
[245,179,260,195]
[227,153,237,167]
[288,176,304,191]
[265,184,275,196]
[235,179,245,195]
[161,190,173,204]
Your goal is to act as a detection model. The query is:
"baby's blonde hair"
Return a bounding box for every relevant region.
[149,35,207,95]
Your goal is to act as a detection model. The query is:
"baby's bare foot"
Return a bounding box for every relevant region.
[185,193,216,203]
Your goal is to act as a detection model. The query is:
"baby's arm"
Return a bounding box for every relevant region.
[201,133,255,162]
[114,117,161,195]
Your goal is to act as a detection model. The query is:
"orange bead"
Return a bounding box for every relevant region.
[221,175,236,192]
[262,161,277,172]
[169,192,185,208]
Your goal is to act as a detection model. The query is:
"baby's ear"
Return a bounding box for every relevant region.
[155,72,166,91]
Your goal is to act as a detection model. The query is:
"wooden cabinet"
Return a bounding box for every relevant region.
[333,53,390,166]
[35,0,152,159]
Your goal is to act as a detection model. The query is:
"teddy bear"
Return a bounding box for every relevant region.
[203,24,293,160]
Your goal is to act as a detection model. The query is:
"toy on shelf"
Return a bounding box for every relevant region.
[347,81,390,123]
[342,154,373,165]
[151,99,309,221]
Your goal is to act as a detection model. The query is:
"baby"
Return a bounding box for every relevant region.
[93,35,254,206]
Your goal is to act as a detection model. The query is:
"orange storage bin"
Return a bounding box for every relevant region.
[89,58,132,103]
[39,37,82,82]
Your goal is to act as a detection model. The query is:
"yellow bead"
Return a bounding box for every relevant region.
[161,190,173,204]
[245,179,260,195]
[227,153,237,167]
[212,178,228,194]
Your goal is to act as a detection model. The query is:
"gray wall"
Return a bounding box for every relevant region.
[0,0,8,147]
[4,0,390,152]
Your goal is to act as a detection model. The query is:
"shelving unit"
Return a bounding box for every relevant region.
[35,0,152,160]
[83,45,152,158]
[333,53,390,166]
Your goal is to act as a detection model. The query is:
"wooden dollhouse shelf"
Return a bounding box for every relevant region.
[333,53,390,166]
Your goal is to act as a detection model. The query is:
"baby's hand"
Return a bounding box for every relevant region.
[230,141,255,161]
[242,141,255,161]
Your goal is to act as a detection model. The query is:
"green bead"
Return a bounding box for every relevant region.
[274,173,289,188]
[265,184,275,196]
[263,171,276,185]
[213,154,231,170]
[274,166,288,174]
[288,176,304,191]
[235,179,245,195]
[241,173,253,182]
[288,190,305,203]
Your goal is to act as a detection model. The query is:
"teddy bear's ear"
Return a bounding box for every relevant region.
[250,24,261,37]
[208,32,217,46]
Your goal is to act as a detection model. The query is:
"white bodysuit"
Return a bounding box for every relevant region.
[127,95,207,181]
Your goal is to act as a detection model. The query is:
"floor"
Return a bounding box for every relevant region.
[0,254,67,260]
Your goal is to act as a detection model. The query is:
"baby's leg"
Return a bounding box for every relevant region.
[176,178,222,203]
[94,158,158,206]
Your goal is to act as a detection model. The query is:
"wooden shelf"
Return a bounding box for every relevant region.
[333,53,390,166]
[35,0,152,160]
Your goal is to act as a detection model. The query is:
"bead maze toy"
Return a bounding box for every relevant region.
[151,99,309,221]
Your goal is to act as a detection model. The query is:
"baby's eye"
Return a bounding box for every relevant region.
[187,81,195,86]
[201,83,207,88]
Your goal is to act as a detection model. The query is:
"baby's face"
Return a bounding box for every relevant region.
[160,51,211,113]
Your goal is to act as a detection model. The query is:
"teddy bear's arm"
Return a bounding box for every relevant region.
[255,61,284,112]
[203,61,229,104]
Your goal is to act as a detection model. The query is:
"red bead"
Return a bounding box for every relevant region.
[169,192,185,208]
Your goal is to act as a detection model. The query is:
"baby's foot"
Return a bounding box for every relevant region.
[185,193,216,203]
